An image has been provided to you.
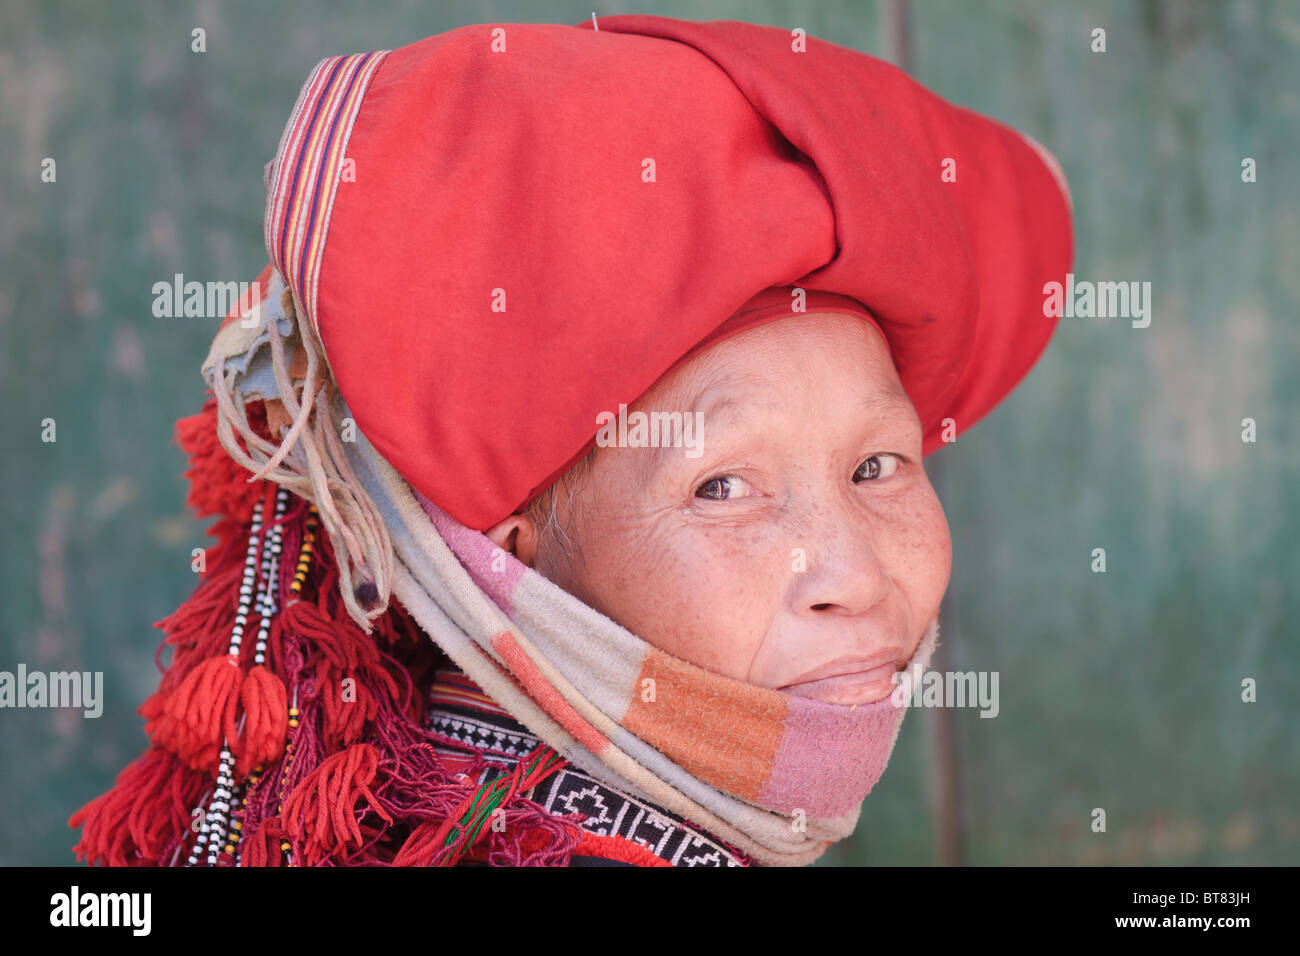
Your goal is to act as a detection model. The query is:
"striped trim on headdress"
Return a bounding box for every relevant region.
[263,50,389,336]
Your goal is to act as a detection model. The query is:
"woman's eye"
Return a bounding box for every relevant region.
[695,475,751,500]
[854,454,902,482]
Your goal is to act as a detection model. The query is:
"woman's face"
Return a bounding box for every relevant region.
[489,312,951,706]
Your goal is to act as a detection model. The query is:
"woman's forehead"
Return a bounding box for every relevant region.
[652,312,902,403]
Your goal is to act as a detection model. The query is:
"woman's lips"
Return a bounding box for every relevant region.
[778,662,902,705]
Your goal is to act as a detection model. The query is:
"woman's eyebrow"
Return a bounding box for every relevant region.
[860,388,918,422]
[630,391,776,487]
[630,386,919,487]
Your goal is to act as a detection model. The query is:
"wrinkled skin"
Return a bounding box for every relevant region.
[486,312,951,705]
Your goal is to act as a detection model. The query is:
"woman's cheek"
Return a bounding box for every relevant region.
[895,486,952,618]
[620,529,777,678]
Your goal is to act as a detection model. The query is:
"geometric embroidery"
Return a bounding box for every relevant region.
[427,711,538,760]
[529,770,747,868]
[424,672,750,867]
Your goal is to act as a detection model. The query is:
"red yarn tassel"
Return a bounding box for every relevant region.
[154,548,246,664]
[282,599,375,672]
[145,654,244,773]
[176,397,271,521]
[281,599,397,749]
[232,664,289,779]
[319,663,378,750]
[391,820,447,867]
[241,817,288,867]
[68,746,202,866]
[280,742,393,866]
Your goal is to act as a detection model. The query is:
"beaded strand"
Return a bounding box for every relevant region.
[279,694,301,866]
[221,487,287,862]
[227,504,319,867]
[290,506,319,596]
[183,487,288,866]
[185,496,266,867]
[275,505,317,866]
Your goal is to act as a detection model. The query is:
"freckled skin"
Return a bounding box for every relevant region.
[487,313,952,695]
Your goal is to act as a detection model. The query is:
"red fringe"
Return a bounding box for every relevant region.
[233,665,289,779]
[69,746,206,866]
[241,818,288,868]
[175,395,269,522]
[281,742,394,866]
[144,654,244,774]
[68,397,593,867]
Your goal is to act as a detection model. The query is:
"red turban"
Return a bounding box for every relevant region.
[238,15,1072,531]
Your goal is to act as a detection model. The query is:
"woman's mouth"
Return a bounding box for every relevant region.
[778,662,902,706]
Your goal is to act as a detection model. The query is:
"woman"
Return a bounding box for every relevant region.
[69,14,1072,867]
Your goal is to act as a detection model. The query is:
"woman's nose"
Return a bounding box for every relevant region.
[786,497,893,616]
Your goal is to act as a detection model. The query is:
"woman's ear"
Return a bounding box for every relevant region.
[484,512,542,568]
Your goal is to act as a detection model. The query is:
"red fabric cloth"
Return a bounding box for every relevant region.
[233,15,1072,531]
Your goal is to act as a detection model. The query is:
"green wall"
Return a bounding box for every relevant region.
[1,0,1296,865]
